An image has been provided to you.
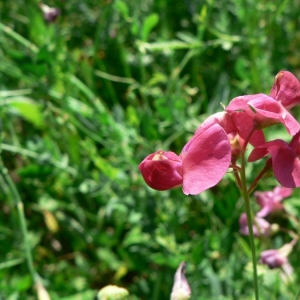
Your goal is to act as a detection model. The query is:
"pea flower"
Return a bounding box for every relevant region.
[255,186,292,217]
[249,131,300,188]
[198,112,265,161]
[270,70,300,110]
[260,242,295,275]
[170,262,191,300]
[226,93,300,136]
[239,213,275,237]
[139,123,231,195]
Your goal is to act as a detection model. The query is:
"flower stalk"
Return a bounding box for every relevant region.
[240,150,259,300]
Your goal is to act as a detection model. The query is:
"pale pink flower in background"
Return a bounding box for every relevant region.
[239,213,274,237]
[260,242,295,276]
[260,249,288,268]
[255,186,292,217]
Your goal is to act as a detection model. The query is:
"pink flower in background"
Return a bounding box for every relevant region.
[249,131,300,188]
[260,249,288,269]
[255,186,292,217]
[239,213,273,237]
[270,71,300,110]
[139,123,231,195]
[226,93,300,136]
[260,242,294,274]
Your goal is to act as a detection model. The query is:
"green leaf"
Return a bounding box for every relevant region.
[114,0,130,21]
[141,13,159,41]
[6,96,44,128]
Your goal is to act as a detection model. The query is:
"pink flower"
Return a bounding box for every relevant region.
[226,93,300,136]
[260,249,288,269]
[260,243,294,271]
[197,112,265,161]
[255,186,292,217]
[139,123,231,195]
[239,213,272,237]
[270,71,300,110]
[249,131,300,188]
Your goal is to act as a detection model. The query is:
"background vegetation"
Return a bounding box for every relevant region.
[1,0,300,299]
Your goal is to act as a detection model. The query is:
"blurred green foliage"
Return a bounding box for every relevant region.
[0,0,300,299]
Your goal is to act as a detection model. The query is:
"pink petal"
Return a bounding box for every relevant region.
[196,112,236,134]
[180,123,231,195]
[248,146,269,162]
[270,144,300,188]
[273,186,293,200]
[139,151,183,191]
[226,94,300,135]
[270,71,300,109]
[260,249,288,269]
[254,186,290,217]
[249,140,300,187]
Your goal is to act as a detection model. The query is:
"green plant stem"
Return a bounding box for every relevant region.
[240,151,259,300]
[247,162,270,194]
[0,158,38,285]
[294,285,300,300]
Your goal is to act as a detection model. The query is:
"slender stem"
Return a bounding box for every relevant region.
[233,168,242,190]
[247,161,270,194]
[240,151,259,300]
[0,158,38,285]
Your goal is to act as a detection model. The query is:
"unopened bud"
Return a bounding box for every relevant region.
[40,4,60,23]
[97,285,129,300]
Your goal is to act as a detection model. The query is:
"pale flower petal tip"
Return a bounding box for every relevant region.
[171,262,191,300]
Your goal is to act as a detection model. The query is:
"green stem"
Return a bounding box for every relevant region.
[0,158,38,285]
[247,161,270,194]
[240,151,259,300]
[294,285,300,300]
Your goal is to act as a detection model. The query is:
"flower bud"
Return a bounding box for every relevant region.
[139,151,183,191]
[97,285,129,300]
[40,4,60,23]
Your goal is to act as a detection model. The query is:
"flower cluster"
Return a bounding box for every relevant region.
[139,71,300,283]
[139,71,300,194]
